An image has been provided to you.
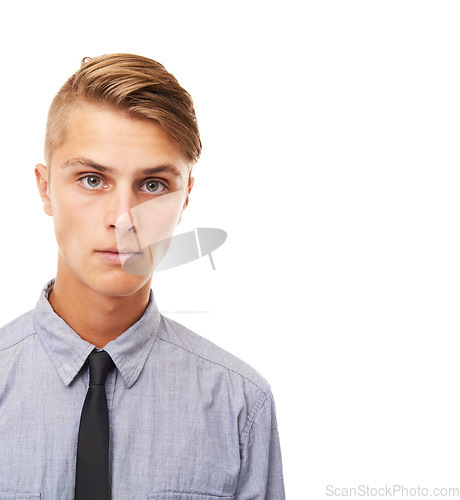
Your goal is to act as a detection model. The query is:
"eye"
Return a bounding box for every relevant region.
[79,175,104,189]
[141,180,167,194]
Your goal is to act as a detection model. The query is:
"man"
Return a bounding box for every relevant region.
[0,53,285,499]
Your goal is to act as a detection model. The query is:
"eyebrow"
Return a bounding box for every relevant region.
[62,157,183,177]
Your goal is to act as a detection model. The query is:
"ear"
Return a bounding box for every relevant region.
[35,163,53,216]
[177,176,194,225]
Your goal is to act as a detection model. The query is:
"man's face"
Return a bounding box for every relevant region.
[36,102,193,297]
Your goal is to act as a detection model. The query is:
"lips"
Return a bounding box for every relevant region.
[95,248,143,265]
[97,248,141,254]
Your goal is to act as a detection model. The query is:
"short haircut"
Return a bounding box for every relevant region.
[44,53,202,166]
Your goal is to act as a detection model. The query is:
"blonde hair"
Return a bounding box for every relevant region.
[44,53,201,166]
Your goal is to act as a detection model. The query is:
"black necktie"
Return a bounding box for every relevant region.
[75,349,114,500]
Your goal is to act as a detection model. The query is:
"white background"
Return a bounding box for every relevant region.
[1,1,460,498]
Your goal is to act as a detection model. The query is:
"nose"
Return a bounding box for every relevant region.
[103,184,138,232]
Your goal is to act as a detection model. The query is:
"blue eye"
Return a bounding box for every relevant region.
[142,181,166,194]
[81,175,103,189]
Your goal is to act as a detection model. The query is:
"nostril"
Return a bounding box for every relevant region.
[114,211,133,232]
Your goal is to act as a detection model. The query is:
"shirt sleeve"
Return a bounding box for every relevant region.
[235,389,286,499]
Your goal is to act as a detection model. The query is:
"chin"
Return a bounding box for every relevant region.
[89,272,152,298]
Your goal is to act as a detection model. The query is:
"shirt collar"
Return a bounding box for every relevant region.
[33,279,161,388]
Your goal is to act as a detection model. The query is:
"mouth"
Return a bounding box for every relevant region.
[98,247,142,254]
[95,249,143,265]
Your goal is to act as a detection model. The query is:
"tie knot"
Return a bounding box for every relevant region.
[87,350,114,386]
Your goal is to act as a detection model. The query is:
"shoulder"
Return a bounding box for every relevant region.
[155,316,279,453]
[158,314,271,395]
[0,310,36,352]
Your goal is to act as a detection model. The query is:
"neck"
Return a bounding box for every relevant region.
[48,267,152,349]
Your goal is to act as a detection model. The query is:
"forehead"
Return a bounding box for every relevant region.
[53,102,189,174]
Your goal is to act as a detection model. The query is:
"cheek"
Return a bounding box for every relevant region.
[51,196,98,250]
